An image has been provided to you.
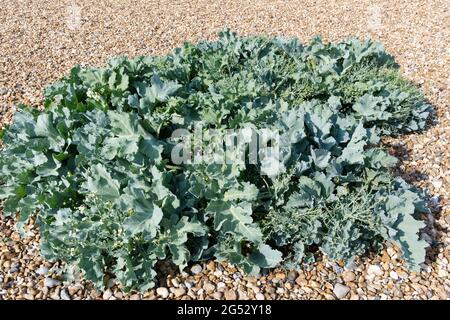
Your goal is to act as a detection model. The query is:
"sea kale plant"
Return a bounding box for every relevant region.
[0,30,431,291]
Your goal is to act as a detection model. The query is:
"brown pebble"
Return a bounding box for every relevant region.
[224,289,237,300]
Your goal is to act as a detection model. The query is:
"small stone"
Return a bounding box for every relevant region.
[333,264,344,274]
[276,287,285,294]
[9,266,19,273]
[295,276,307,286]
[50,292,60,300]
[386,247,396,257]
[203,282,216,292]
[238,289,249,300]
[217,282,226,291]
[333,283,350,299]
[171,278,180,287]
[130,294,141,300]
[255,293,265,300]
[197,288,204,296]
[173,287,186,298]
[190,264,203,275]
[431,179,442,190]
[445,214,450,225]
[206,261,215,271]
[60,289,71,300]
[212,292,223,300]
[156,287,169,298]
[396,269,409,279]
[67,285,80,296]
[102,289,113,300]
[287,271,297,281]
[23,293,35,300]
[275,273,286,280]
[224,289,237,300]
[43,278,61,288]
[342,271,356,282]
[345,261,357,271]
[107,278,115,288]
[437,269,447,278]
[389,271,399,280]
[367,264,383,276]
[213,270,223,277]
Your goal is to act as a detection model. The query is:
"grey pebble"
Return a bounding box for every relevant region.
[35,266,49,276]
[44,277,61,288]
[333,283,350,299]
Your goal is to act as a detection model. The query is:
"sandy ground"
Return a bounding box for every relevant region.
[0,0,449,300]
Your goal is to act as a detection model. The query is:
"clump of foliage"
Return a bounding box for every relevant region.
[0,30,431,291]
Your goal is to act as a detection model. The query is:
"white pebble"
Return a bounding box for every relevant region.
[389,271,399,280]
[102,289,113,300]
[60,289,71,300]
[43,278,61,288]
[156,287,169,298]
[217,282,226,290]
[190,264,203,275]
[255,293,265,300]
[333,283,350,299]
[367,264,383,276]
[35,266,49,276]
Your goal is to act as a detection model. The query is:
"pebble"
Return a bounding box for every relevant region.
[224,289,237,300]
[287,271,297,281]
[367,265,383,276]
[345,261,357,270]
[437,269,447,278]
[386,247,396,257]
[156,287,169,299]
[36,267,48,276]
[190,264,203,275]
[333,283,350,299]
[389,271,399,280]
[212,292,223,300]
[217,282,226,291]
[172,287,186,298]
[206,261,215,271]
[333,265,344,274]
[203,282,216,292]
[68,285,80,296]
[23,293,34,300]
[342,271,356,282]
[107,278,115,288]
[171,278,180,287]
[43,278,61,288]
[130,294,141,300]
[50,292,60,300]
[102,289,113,300]
[295,276,307,286]
[255,293,265,300]
[60,289,71,300]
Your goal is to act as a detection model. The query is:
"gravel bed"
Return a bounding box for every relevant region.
[0,0,448,300]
